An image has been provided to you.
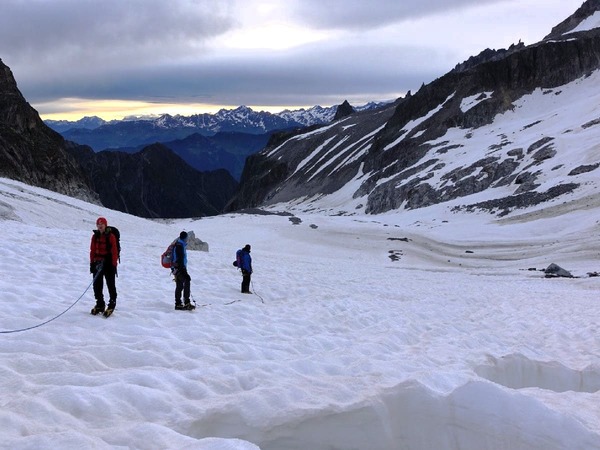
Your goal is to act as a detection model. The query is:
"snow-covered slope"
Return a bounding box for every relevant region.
[233,4,600,219]
[241,64,600,218]
[1,177,599,449]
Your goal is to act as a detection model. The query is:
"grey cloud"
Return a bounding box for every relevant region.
[19,40,448,108]
[288,0,509,30]
[0,0,236,66]
[3,0,577,116]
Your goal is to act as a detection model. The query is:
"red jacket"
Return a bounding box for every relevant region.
[90,231,119,267]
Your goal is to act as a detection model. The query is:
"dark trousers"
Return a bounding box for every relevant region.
[241,271,251,293]
[93,262,117,307]
[175,270,191,304]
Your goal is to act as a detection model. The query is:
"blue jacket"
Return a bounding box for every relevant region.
[173,238,188,269]
[239,249,252,273]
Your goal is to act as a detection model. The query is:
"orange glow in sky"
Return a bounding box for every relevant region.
[35,98,314,121]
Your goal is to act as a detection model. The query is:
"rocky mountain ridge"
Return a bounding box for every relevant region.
[45,102,389,183]
[45,102,387,135]
[45,102,388,152]
[66,142,237,218]
[228,1,600,218]
[544,0,600,40]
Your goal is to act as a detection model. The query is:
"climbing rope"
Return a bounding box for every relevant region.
[0,267,102,334]
[251,280,265,304]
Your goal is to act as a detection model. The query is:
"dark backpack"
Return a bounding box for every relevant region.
[233,249,242,267]
[161,238,178,269]
[105,226,121,262]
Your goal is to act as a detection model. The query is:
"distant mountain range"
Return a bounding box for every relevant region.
[45,103,387,136]
[45,103,388,180]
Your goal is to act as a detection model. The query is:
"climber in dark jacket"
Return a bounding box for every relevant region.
[238,244,252,294]
[172,231,195,310]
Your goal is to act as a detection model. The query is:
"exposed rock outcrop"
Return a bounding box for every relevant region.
[0,58,96,201]
[333,100,356,121]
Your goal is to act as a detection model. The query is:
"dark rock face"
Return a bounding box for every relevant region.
[333,100,356,121]
[452,43,526,73]
[569,163,600,175]
[544,263,574,278]
[225,152,289,211]
[453,184,580,217]
[0,59,96,201]
[67,143,238,218]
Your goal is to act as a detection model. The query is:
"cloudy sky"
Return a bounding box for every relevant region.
[0,0,583,120]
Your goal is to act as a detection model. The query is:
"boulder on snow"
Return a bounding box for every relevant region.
[186,230,209,252]
[544,263,573,278]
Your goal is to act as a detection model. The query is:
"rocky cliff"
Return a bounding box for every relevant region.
[0,58,96,201]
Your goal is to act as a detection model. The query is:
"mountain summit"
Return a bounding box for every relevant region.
[544,0,600,40]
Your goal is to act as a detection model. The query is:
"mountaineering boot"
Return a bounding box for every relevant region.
[175,302,185,310]
[91,302,105,315]
[103,302,116,318]
[183,302,196,310]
